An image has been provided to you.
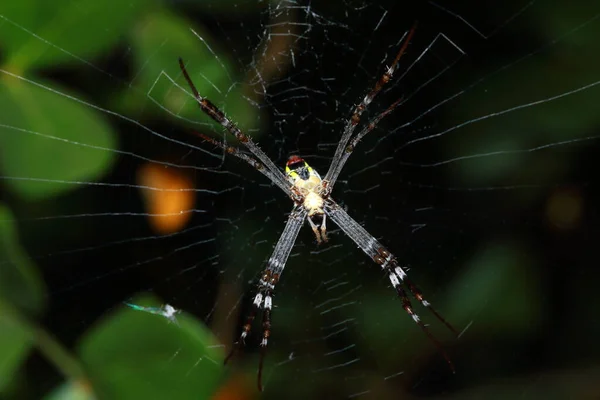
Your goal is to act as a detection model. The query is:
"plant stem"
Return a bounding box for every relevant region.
[0,299,89,385]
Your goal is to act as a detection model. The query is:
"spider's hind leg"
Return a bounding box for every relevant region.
[225,271,280,391]
[395,264,459,336]
[307,213,327,244]
[320,213,328,243]
[387,266,456,372]
[374,246,457,372]
[224,291,264,365]
[258,289,273,392]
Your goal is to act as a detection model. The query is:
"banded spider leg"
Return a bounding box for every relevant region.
[178,20,459,391]
[224,206,307,391]
[322,22,417,194]
[324,199,458,370]
[178,58,296,199]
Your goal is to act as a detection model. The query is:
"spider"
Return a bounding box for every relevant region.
[178,23,457,391]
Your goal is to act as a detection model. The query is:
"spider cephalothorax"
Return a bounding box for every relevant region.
[285,155,311,181]
[179,22,456,392]
[285,155,328,243]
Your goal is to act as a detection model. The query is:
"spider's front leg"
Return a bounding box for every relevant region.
[290,186,305,206]
[320,179,332,198]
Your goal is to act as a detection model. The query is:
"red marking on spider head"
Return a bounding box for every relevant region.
[286,155,304,166]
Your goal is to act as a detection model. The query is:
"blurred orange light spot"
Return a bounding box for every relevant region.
[137,163,195,234]
[211,374,253,400]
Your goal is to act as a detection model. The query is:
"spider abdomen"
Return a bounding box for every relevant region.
[303,191,324,216]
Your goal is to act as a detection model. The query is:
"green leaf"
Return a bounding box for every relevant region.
[0,77,117,199]
[0,204,45,314]
[354,241,542,369]
[0,204,42,392]
[0,308,33,393]
[448,11,600,188]
[79,298,223,400]
[0,0,149,71]
[119,10,259,133]
[177,0,266,14]
[446,241,542,334]
[44,381,95,400]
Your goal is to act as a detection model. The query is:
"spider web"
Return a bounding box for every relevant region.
[2,0,600,398]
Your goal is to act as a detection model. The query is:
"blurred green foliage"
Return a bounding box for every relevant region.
[119,9,257,130]
[0,304,34,393]
[0,204,45,314]
[0,202,224,399]
[0,0,247,397]
[0,79,117,199]
[77,297,223,400]
[1,0,147,71]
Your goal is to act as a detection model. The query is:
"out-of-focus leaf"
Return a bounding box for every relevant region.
[179,0,267,14]
[445,366,600,400]
[78,297,223,400]
[0,0,149,71]
[44,380,95,400]
[449,11,600,187]
[0,204,42,392]
[354,291,425,368]
[446,241,542,333]
[0,77,117,199]
[0,306,33,393]
[119,10,259,134]
[354,241,542,370]
[0,204,45,313]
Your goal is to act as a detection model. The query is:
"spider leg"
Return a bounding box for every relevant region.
[350,98,404,149]
[193,131,297,199]
[193,131,263,171]
[320,213,328,243]
[323,22,417,192]
[306,215,324,244]
[223,291,263,365]
[392,263,459,336]
[224,206,307,391]
[178,58,294,198]
[324,199,457,371]
[326,98,403,184]
[388,270,455,372]
[258,289,273,392]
